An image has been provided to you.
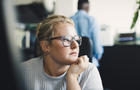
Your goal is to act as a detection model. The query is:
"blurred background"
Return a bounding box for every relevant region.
[1,0,140,90]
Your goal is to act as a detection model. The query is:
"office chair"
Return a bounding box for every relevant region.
[79,36,93,62]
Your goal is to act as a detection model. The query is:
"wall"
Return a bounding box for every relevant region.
[89,0,138,33]
[14,0,140,33]
[54,0,77,17]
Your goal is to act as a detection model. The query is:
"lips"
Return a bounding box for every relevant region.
[70,52,78,55]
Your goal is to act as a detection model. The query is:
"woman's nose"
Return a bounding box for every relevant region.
[70,40,79,49]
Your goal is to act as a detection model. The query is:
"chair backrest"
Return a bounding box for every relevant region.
[79,36,93,62]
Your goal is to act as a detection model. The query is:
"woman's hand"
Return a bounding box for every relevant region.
[67,55,89,78]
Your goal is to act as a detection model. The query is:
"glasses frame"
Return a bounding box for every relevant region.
[47,35,82,47]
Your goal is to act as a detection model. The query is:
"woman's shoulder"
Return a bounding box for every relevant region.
[22,56,43,70]
[80,62,99,78]
[23,56,42,64]
[87,62,97,72]
[78,63,103,89]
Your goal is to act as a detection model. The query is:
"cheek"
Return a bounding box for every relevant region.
[58,47,70,55]
[51,42,70,55]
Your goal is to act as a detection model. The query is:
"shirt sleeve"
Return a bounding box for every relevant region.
[80,63,103,90]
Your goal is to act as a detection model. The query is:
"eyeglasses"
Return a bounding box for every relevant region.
[48,35,82,47]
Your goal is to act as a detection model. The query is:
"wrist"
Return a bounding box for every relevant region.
[66,73,81,90]
[66,73,79,80]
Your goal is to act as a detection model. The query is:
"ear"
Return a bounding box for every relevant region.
[40,41,50,53]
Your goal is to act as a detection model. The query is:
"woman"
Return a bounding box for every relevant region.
[23,15,103,90]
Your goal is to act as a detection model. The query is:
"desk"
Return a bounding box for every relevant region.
[99,45,140,90]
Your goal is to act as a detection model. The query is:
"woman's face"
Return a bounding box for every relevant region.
[48,23,79,65]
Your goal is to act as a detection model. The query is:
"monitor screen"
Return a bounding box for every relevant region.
[0,0,25,90]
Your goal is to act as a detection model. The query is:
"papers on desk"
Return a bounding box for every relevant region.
[117,33,136,42]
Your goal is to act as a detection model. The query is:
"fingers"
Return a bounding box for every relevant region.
[82,55,89,62]
[77,55,89,70]
[67,55,89,77]
[77,55,89,64]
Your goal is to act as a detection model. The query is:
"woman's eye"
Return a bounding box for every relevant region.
[63,38,70,42]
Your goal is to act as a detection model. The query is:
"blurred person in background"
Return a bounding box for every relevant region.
[22,15,103,90]
[71,0,104,67]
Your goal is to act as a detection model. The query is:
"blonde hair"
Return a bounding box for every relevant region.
[36,15,75,41]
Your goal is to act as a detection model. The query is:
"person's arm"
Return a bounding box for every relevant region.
[66,74,81,90]
[66,55,89,90]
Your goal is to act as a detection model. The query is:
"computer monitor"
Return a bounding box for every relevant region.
[0,0,25,90]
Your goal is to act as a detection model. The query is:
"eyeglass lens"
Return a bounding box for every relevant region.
[62,36,81,47]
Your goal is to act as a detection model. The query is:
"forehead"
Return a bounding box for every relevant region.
[54,23,77,36]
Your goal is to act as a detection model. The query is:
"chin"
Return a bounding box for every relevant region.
[60,56,78,65]
[67,57,78,64]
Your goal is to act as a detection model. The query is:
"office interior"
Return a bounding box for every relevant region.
[1,0,140,90]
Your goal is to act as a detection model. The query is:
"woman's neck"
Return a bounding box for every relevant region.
[43,56,69,77]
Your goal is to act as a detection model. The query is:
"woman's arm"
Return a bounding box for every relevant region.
[66,55,89,90]
[66,74,81,90]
